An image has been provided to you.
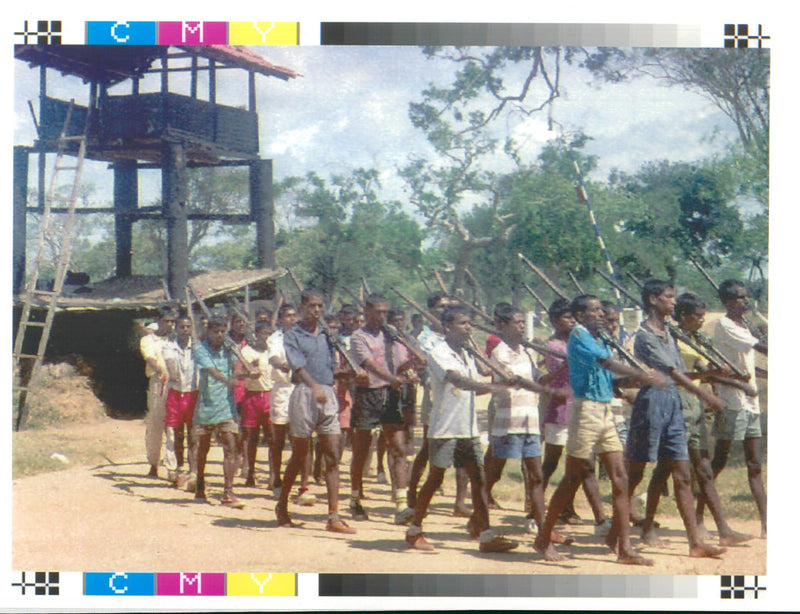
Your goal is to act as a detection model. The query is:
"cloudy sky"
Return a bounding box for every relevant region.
[14,45,741,214]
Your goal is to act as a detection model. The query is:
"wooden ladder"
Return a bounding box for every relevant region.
[13,101,87,430]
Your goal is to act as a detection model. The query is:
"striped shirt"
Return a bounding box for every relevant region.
[490,340,540,436]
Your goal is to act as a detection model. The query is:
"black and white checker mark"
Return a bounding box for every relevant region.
[14,20,62,44]
[724,24,770,48]
[721,575,766,599]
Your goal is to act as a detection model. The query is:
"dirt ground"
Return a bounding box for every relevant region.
[13,417,765,575]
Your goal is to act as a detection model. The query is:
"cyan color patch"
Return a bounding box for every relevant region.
[86,21,157,44]
[84,572,155,596]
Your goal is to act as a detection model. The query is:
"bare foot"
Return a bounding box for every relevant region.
[535,543,565,562]
[618,552,654,566]
[551,530,574,546]
[604,533,618,554]
[689,543,726,558]
[719,531,753,546]
[640,527,664,547]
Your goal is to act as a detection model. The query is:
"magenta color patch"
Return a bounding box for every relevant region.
[156,573,226,596]
[158,22,227,44]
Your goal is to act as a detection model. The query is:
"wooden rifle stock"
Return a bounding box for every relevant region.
[517,253,569,300]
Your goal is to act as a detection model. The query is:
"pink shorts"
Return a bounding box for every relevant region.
[240,390,271,428]
[165,390,198,428]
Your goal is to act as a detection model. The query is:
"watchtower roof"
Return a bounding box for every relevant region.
[15,44,301,85]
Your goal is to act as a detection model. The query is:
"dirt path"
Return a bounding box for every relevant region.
[13,418,765,575]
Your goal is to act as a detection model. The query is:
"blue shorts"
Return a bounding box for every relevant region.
[490,433,542,459]
[626,387,689,462]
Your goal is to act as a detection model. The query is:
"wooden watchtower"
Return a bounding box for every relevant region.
[13,45,300,298]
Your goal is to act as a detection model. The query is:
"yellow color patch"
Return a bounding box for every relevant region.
[229,22,299,45]
[226,573,295,596]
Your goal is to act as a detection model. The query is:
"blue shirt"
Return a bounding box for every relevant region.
[283,323,336,386]
[193,340,236,425]
[567,323,614,402]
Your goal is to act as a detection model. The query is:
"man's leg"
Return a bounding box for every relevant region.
[242,426,259,487]
[219,430,241,503]
[534,455,587,561]
[145,379,167,476]
[541,442,563,489]
[669,458,725,557]
[349,428,372,519]
[599,451,652,565]
[744,436,767,538]
[407,426,429,509]
[276,436,309,526]
[269,423,288,492]
[453,467,471,516]
[194,432,211,499]
[383,423,413,522]
[638,459,670,545]
[524,456,548,530]
[689,447,751,544]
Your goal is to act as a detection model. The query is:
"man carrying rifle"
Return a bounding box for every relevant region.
[348,294,425,525]
[705,280,767,539]
[405,305,519,553]
[275,288,357,534]
[670,293,752,545]
[533,295,659,565]
[625,280,726,558]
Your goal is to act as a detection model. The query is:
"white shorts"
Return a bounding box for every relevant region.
[543,422,568,446]
[270,383,293,425]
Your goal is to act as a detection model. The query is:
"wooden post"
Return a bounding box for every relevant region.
[250,158,275,268]
[13,146,29,295]
[162,141,189,299]
[113,160,138,277]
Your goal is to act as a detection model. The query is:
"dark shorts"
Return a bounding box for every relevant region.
[352,386,389,430]
[428,437,483,469]
[626,387,689,463]
[192,419,239,439]
[240,390,271,428]
[380,387,407,426]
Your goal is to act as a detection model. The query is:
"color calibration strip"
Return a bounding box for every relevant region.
[81,572,296,596]
[319,574,699,597]
[83,22,300,45]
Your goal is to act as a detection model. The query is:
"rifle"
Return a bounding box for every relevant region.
[593,266,643,309]
[417,266,433,295]
[383,323,429,367]
[285,268,363,375]
[597,328,649,372]
[517,253,569,300]
[270,290,285,332]
[626,271,643,289]
[567,271,585,295]
[432,269,449,295]
[340,285,366,309]
[520,281,551,315]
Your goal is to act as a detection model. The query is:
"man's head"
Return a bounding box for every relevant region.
[570,294,603,332]
[548,298,575,335]
[175,315,193,343]
[277,303,298,331]
[675,292,706,333]
[230,312,248,337]
[441,304,472,346]
[387,308,405,330]
[338,304,359,335]
[324,314,340,336]
[299,288,325,326]
[364,293,389,329]
[641,279,675,317]
[254,320,272,346]
[156,305,178,336]
[206,316,228,349]
[427,292,450,321]
[255,308,272,323]
[496,304,525,342]
[600,300,620,335]
[718,279,749,317]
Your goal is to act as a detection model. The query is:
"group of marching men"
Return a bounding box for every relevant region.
[138,276,766,563]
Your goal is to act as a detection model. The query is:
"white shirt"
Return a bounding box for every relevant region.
[241,345,273,392]
[427,341,479,439]
[490,340,540,436]
[714,316,760,413]
[267,329,292,387]
[162,338,198,392]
